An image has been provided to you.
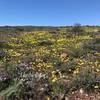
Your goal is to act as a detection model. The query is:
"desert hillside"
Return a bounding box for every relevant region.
[0,25,100,100]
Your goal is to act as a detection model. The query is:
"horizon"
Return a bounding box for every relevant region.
[0,24,100,27]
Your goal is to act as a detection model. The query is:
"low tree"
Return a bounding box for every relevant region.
[71,23,84,35]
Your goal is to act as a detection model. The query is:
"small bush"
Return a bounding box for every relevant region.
[38,40,54,46]
[82,38,100,52]
[64,59,77,74]
[67,48,85,58]
[71,67,100,92]
[0,51,6,59]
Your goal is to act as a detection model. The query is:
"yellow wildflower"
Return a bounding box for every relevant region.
[47,96,50,100]
[52,77,57,83]
[94,85,99,89]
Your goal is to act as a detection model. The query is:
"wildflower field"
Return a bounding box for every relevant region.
[0,26,100,100]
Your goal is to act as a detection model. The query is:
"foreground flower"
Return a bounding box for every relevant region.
[94,85,99,89]
[52,77,57,83]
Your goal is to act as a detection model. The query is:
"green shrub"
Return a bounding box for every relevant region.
[38,40,54,46]
[82,38,100,52]
[67,47,85,58]
[57,59,77,75]
[71,67,100,92]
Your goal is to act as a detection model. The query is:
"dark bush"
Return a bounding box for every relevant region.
[82,38,100,52]
[38,40,54,46]
[0,51,6,59]
[0,68,11,91]
[0,41,11,49]
[71,67,100,92]
[71,23,84,35]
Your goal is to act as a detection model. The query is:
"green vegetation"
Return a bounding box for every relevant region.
[0,25,100,100]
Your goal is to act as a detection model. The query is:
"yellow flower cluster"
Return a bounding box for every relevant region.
[77,59,85,65]
[73,68,80,74]
[7,49,21,57]
[60,53,69,62]
[51,70,63,83]
[51,71,58,83]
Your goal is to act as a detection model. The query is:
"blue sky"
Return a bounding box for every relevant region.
[0,0,100,26]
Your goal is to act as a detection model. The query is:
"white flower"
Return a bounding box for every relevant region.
[79,88,84,94]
